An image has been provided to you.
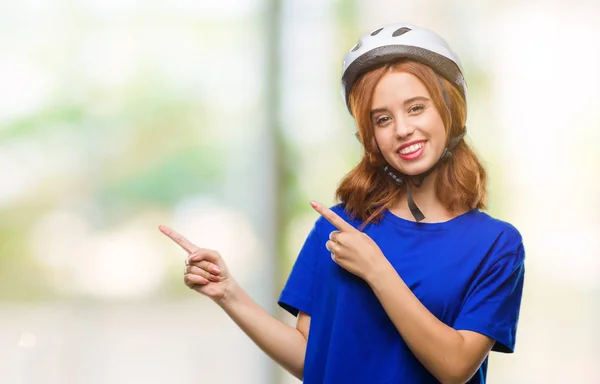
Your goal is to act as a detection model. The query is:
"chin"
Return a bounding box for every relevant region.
[395,159,436,177]
[400,168,428,177]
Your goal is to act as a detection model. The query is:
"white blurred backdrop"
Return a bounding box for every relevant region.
[0,0,598,383]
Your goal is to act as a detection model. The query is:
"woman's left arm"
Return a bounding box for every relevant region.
[309,202,499,384]
[367,260,494,384]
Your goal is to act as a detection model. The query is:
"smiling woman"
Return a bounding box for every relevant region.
[280,23,525,384]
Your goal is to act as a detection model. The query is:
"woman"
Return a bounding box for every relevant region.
[160,22,525,384]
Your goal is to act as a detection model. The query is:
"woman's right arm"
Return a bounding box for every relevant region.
[220,285,310,380]
[159,225,310,380]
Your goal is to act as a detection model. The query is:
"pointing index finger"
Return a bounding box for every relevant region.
[310,201,356,232]
[158,225,200,254]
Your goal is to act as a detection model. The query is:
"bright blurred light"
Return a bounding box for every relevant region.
[0,141,52,206]
[29,210,167,298]
[0,56,53,122]
[492,5,600,289]
[79,31,139,88]
[0,134,87,207]
[17,333,37,349]
[78,0,257,17]
[172,197,262,281]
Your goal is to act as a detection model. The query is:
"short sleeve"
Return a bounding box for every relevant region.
[453,244,525,353]
[277,221,323,317]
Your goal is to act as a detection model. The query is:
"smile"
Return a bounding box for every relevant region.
[398,142,424,155]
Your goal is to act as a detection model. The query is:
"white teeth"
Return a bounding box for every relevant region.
[399,142,424,155]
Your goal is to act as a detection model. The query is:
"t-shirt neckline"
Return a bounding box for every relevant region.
[382,208,480,231]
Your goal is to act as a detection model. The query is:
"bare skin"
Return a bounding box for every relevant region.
[159,225,310,380]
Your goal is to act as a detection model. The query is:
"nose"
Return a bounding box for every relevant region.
[394,117,415,139]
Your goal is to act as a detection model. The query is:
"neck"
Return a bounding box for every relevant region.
[390,171,459,223]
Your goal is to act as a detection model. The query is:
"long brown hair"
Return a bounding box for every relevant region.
[335,60,487,225]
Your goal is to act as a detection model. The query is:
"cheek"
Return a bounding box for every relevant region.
[427,117,447,149]
[373,129,393,151]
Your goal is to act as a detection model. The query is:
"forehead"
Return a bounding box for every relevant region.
[371,71,430,106]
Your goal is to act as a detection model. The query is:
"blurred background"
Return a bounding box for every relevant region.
[0,0,598,383]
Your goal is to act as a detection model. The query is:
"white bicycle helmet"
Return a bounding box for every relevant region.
[341,23,466,114]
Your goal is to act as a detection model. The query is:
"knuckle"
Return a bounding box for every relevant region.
[191,251,202,260]
[188,274,205,285]
[326,241,334,253]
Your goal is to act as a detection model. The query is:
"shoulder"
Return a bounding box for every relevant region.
[473,210,523,245]
[469,210,525,264]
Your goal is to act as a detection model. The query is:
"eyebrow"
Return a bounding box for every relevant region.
[370,96,430,116]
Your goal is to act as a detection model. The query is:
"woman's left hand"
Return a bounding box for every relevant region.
[310,201,387,282]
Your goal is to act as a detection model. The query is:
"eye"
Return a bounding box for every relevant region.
[408,104,425,114]
[375,116,391,126]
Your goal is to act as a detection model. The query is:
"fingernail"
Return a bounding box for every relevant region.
[310,201,318,208]
[211,266,220,274]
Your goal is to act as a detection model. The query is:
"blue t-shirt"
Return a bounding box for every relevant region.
[278,205,525,384]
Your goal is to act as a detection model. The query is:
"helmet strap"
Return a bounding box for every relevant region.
[382,130,466,222]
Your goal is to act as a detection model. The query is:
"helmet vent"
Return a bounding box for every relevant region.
[370,27,384,36]
[350,41,362,52]
[392,27,411,37]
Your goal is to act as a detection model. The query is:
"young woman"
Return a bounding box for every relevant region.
[160,22,525,384]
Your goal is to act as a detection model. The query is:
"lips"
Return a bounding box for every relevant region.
[396,140,426,160]
[398,142,425,155]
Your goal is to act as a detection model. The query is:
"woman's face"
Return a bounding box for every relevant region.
[370,70,447,176]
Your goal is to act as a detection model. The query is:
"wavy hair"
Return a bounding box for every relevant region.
[335,60,487,225]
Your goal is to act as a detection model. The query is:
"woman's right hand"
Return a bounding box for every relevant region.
[159,225,235,303]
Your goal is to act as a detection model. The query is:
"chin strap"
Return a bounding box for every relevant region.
[383,165,426,222]
[383,131,466,222]
[406,181,426,222]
